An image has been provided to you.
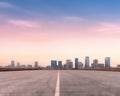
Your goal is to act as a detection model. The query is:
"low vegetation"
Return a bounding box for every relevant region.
[0,68,120,72]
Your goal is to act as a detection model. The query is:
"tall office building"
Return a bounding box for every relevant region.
[34,61,39,68]
[51,60,57,68]
[91,59,98,68]
[75,58,79,69]
[85,56,90,68]
[105,57,110,68]
[58,61,63,68]
[66,59,73,68]
[11,60,15,68]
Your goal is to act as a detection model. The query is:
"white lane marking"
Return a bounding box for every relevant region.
[55,71,60,96]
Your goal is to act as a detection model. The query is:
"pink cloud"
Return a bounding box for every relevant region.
[8,19,39,28]
[96,22,120,34]
[1,15,120,45]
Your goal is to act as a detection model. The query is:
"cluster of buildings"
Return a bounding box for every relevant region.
[3,61,41,68]
[1,56,120,69]
[91,57,110,68]
[51,57,111,69]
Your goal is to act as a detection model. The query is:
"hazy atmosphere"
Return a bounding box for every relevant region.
[0,0,120,66]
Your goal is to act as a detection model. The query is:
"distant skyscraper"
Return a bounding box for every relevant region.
[34,61,39,68]
[51,60,57,68]
[11,60,15,68]
[58,61,63,68]
[66,59,73,68]
[85,56,90,68]
[91,59,98,68]
[75,58,79,69]
[68,61,73,68]
[105,57,110,68]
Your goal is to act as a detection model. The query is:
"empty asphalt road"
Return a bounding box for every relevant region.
[0,70,120,96]
[60,70,120,96]
[0,71,57,96]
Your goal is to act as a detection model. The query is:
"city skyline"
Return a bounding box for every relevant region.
[1,0,120,66]
[0,56,113,68]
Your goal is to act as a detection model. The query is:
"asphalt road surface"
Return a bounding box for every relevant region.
[60,70,120,96]
[0,71,57,96]
[0,70,120,96]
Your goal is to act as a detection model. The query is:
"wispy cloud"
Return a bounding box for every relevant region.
[96,22,120,34]
[0,2,15,8]
[62,16,85,22]
[0,2,39,19]
[8,19,39,28]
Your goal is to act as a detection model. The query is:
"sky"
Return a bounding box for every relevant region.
[0,0,120,67]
